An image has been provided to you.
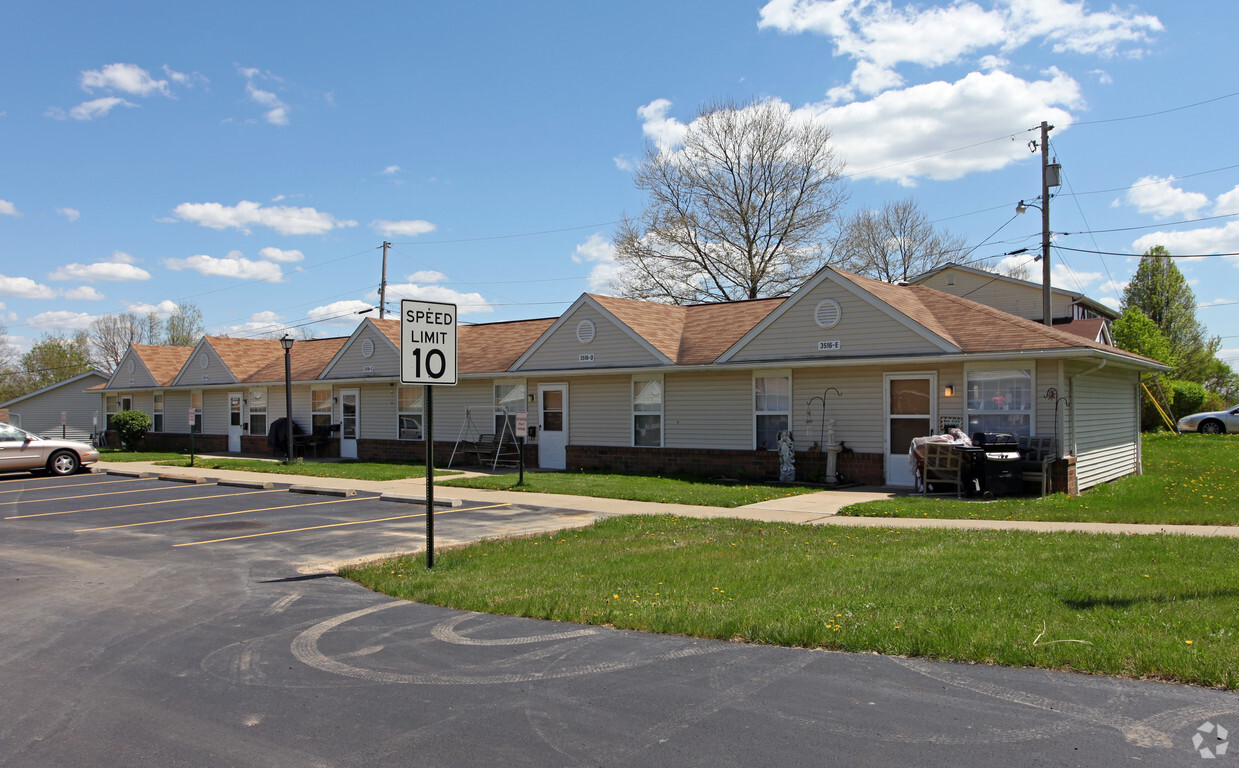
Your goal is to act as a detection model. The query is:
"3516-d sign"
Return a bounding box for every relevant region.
[400,300,458,385]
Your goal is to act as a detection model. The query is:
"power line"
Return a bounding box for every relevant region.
[1062,211,1239,236]
[1056,245,1239,259]
[1071,90,1239,127]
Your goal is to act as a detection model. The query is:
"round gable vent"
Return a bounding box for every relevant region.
[126,359,135,374]
[199,352,210,368]
[814,299,842,329]
[362,338,375,358]
[576,319,596,344]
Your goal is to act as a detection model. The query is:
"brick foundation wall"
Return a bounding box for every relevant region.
[356,439,538,468]
[1051,455,1079,496]
[566,445,885,485]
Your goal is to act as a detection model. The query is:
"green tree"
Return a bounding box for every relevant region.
[110,409,151,450]
[613,98,847,304]
[1111,306,1178,368]
[1121,247,1219,383]
[164,302,205,346]
[15,332,94,394]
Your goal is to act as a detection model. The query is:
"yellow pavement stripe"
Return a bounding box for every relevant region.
[4,488,281,520]
[7,482,215,506]
[0,478,144,495]
[77,495,378,532]
[174,503,508,547]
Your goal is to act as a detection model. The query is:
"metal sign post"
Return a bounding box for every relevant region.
[401,300,458,569]
[188,407,196,467]
[515,411,528,486]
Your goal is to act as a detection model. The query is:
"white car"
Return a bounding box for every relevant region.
[0,422,100,476]
[1177,405,1239,434]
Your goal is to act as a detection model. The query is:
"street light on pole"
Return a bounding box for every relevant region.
[1015,121,1061,327]
[281,334,295,464]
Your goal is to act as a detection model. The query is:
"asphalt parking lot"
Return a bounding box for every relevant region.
[3,469,1238,767]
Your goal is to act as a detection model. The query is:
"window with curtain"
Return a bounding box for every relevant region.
[632,377,663,447]
[754,375,790,450]
[965,368,1033,437]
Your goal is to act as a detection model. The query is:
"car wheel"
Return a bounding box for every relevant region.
[1199,420,1225,435]
[48,450,80,476]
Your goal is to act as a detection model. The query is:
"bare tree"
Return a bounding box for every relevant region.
[998,258,1032,281]
[613,99,847,304]
[89,313,162,373]
[834,198,966,283]
[164,302,205,346]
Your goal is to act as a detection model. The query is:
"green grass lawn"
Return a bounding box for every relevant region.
[342,514,1239,689]
[439,470,823,507]
[97,448,186,462]
[150,457,443,481]
[840,432,1239,526]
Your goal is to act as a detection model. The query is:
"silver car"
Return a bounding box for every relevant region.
[1177,405,1239,434]
[0,422,101,476]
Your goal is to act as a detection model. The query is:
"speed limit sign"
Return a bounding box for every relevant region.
[400,300,458,386]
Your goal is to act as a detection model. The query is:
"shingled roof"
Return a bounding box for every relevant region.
[245,336,349,383]
[369,316,557,375]
[589,294,785,365]
[129,344,194,385]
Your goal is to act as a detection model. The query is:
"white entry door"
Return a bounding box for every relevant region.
[228,392,243,452]
[340,388,359,459]
[538,383,568,470]
[884,373,935,487]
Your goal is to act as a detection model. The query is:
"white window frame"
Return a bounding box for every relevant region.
[311,387,333,433]
[105,394,119,430]
[632,375,663,447]
[963,363,1036,438]
[248,388,267,437]
[152,391,164,432]
[753,370,792,451]
[397,386,423,440]
[493,379,526,436]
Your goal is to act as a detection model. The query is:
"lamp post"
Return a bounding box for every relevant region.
[281,334,294,463]
[1015,121,1061,327]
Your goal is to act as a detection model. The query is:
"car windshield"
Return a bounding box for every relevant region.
[0,424,42,441]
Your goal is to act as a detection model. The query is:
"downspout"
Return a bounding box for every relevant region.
[1067,359,1106,458]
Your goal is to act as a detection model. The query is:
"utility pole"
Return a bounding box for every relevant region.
[379,241,390,320]
[1039,121,1053,327]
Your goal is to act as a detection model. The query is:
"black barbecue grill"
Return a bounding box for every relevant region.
[955,431,1022,497]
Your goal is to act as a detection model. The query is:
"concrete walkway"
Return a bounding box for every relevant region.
[92,458,1239,539]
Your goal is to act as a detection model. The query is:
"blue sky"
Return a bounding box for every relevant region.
[2,1,1236,369]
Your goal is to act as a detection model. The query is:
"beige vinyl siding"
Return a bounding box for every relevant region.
[429,380,494,439]
[112,352,158,388]
[729,280,943,363]
[160,390,193,433]
[560,375,629,447]
[518,305,663,371]
[201,390,231,434]
[1072,367,1140,491]
[359,384,394,439]
[178,344,237,387]
[664,370,753,450]
[917,270,1072,321]
[323,325,398,380]
[1036,361,1065,454]
[4,374,109,440]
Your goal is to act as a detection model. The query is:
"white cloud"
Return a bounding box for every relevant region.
[61,286,106,300]
[52,97,138,121]
[571,233,621,293]
[1120,175,1209,219]
[0,274,58,300]
[613,155,636,172]
[636,99,688,153]
[380,283,493,317]
[27,310,95,332]
[123,299,180,317]
[406,270,448,283]
[172,200,357,235]
[80,63,170,97]
[215,311,289,337]
[258,246,304,263]
[49,251,152,282]
[307,300,377,326]
[758,0,1161,100]
[164,251,284,282]
[382,165,401,175]
[239,68,291,125]
[637,72,1080,187]
[0,200,18,216]
[1214,185,1239,215]
[1132,221,1239,265]
[372,219,437,238]
[57,207,80,222]
[1052,263,1104,293]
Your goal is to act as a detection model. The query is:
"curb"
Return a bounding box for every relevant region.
[380,493,462,507]
[289,485,357,497]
